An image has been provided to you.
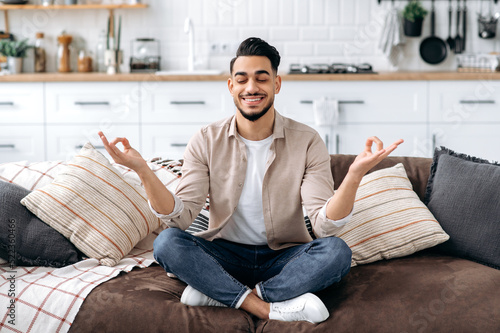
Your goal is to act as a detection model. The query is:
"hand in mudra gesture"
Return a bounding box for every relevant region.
[349,136,404,179]
[98,131,147,172]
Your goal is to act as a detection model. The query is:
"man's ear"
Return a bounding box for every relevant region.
[275,75,282,94]
[228,78,234,96]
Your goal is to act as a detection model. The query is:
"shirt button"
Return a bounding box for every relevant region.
[242,158,246,162]
[238,183,243,187]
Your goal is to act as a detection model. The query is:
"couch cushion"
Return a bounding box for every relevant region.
[69,265,255,333]
[255,252,500,332]
[0,181,82,267]
[21,143,162,267]
[425,147,500,269]
[338,163,449,266]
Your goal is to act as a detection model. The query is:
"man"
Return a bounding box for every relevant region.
[99,37,403,323]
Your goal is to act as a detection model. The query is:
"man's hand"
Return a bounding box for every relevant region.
[348,136,404,180]
[325,136,403,221]
[98,131,148,172]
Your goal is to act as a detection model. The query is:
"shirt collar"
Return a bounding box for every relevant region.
[228,109,285,139]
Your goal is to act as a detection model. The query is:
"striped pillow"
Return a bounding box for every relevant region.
[21,143,162,267]
[337,163,449,267]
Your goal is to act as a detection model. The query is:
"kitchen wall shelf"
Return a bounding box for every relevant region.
[0,3,147,34]
[377,0,498,3]
[0,3,147,10]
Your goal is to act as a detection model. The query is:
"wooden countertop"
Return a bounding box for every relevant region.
[2,71,500,82]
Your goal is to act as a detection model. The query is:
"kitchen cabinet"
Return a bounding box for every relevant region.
[429,81,500,161]
[276,81,428,156]
[2,78,499,164]
[0,83,45,163]
[45,124,139,161]
[46,82,141,124]
[0,125,45,163]
[141,81,233,160]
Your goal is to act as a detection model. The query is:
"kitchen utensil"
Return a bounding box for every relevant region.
[455,0,462,53]
[478,0,498,39]
[462,0,467,51]
[420,0,447,65]
[447,0,455,50]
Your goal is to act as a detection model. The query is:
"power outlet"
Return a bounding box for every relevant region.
[209,41,235,55]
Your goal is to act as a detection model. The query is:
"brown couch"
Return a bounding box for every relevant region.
[70,155,500,333]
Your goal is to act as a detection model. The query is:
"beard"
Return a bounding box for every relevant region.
[234,94,274,122]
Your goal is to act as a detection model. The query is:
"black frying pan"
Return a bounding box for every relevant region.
[420,0,447,65]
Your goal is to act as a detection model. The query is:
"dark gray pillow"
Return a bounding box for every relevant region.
[0,181,82,267]
[424,147,500,269]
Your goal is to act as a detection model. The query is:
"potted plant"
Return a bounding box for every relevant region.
[402,0,428,37]
[0,39,32,74]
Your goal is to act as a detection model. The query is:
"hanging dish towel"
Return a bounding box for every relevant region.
[313,97,339,126]
[378,6,405,67]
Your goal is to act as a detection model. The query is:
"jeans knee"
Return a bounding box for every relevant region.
[324,237,352,271]
[153,228,185,265]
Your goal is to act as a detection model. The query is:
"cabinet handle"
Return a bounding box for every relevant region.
[300,100,364,104]
[0,102,14,106]
[0,144,15,148]
[459,100,495,104]
[324,134,329,151]
[75,145,106,149]
[335,134,340,154]
[432,133,437,152]
[74,101,110,106]
[170,143,188,147]
[170,101,206,105]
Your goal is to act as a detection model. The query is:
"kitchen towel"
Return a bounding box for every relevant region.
[313,97,339,126]
[378,5,405,67]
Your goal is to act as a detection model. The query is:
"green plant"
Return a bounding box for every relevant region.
[402,0,428,22]
[0,39,32,58]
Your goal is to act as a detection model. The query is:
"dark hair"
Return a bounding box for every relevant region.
[230,37,281,74]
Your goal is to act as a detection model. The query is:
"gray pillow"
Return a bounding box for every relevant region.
[0,181,82,267]
[424,147,500,269]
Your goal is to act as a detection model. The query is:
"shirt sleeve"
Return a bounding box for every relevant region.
[148,189,184,228]
[318,196,353,228]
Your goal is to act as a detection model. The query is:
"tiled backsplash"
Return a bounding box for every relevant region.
[8,0,500,73]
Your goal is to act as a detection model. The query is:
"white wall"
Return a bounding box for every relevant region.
[7,0,500,74]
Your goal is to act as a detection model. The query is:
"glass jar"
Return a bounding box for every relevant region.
[34,32,46,73]
[57,33,73,73]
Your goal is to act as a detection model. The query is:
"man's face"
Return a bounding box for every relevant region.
[228,56,281,122]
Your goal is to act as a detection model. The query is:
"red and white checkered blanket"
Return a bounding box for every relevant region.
[0,231,160,333]
[0,158,181,333]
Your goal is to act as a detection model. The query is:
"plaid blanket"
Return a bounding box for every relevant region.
[0,230,161,333]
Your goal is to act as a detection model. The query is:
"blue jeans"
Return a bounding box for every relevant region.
[153,228,352,308]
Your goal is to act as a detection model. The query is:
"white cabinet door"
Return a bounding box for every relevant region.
[0,125,45,163]
[46,124,140,161]
[46,82,141,124]
[428,81,500,161]
[141,124,203,161]
[336,124,429,157]
[141,82,233,124]
[429,81,500,124]
[276,81,428,124]
[430,124,500,162]
[0,83,44,124]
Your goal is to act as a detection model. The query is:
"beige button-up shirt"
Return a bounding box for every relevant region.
[160,111,343,250]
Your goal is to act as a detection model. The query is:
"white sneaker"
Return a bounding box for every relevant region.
[180,285,227,307]
[269,293,329,323]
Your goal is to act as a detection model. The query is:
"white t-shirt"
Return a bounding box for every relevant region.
[218,134,273,245]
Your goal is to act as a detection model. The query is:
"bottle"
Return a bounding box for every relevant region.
[95,30,107,73]
[34,32,46,73]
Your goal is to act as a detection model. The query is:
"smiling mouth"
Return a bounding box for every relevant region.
[241,95,265,104]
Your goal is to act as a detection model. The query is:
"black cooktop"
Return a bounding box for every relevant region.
[288,63,376,74]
